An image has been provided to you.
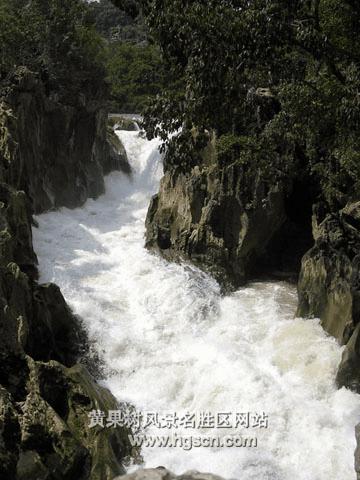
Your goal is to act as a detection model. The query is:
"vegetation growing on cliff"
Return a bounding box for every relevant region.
[0,0,107,103]
[138,0,360,211]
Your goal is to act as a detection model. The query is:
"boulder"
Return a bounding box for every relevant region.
[113,468,227,480]
[105,125,131,176]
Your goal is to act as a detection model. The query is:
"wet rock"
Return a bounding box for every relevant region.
[296,201,360,390]
[16,360,131,480]
[146,134,288,289]
[355,424,360,480]
[0,259,132,479]
[0,67,133,478]
[27,283,85,367]
[113,468,227,480]
[336,323,360,391]
[105,125,131,176]
[297,244,353,342]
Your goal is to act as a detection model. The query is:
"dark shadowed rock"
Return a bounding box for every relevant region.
[0,67,132,479]
[145,134,288,290]
[337,323,360,392]
[355,424,360,480]
[297,201,360,393]
[1,68,129,214]
[105,125,132,176]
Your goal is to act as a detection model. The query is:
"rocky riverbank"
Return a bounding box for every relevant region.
[145,134,360,391]
[145,131,311,287]
[145,133,360,477]
[0,67,132,480]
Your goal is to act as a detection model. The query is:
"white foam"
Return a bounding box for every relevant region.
[33,130,360,480]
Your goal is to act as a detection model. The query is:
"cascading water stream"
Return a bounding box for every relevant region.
[33,130,360,480]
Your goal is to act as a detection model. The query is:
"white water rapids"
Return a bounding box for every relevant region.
[33,130,360,480]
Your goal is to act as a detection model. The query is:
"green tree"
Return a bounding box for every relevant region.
[134,0,360,208]
[106,42,165,112]
[1,0,106,103]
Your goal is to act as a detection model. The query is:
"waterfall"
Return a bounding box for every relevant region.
[33,129,360,480]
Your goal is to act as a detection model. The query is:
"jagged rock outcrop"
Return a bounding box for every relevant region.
[0,67,132,480]
[145,134,311,289]
[296,202,360,390]
[1,68,130,214]
[114,467,227,480]
[0,263,132,480]
[105,126,131,176]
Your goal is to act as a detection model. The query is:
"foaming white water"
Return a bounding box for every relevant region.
[33,130,360,480]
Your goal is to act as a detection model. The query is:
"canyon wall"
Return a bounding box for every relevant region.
[145,137,360,391]
[0,67,131,480]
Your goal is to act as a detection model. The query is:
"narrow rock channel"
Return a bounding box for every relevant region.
[33,130,360,480]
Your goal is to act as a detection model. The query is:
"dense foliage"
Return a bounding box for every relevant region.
[0,0,163,111]
[88,0,166,112]
[105,42,165,111]
[136,0,360,209]
[0,0,106,102]
[88,0,146,43]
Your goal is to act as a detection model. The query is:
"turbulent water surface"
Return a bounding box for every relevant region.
[33,130,360,480]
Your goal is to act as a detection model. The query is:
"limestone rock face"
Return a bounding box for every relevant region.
[297,244,353,342]
[1,68,130,214]
[0,183,37,274]
[0,68,132,479]
[105,125,132,176]
[145,136,287,289]
[114,468,227,480]
[296,202,360,389]
[0,262,131,480]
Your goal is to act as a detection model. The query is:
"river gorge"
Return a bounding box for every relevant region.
[32,129,360,480]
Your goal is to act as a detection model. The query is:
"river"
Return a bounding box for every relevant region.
[32,129,360,480]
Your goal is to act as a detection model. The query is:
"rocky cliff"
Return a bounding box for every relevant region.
[0,68,131,480]
[145,134,360,390]
[297,202,360,392]
[145,135,360,476]
[146,133,313,290]
[1,68,129,215]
